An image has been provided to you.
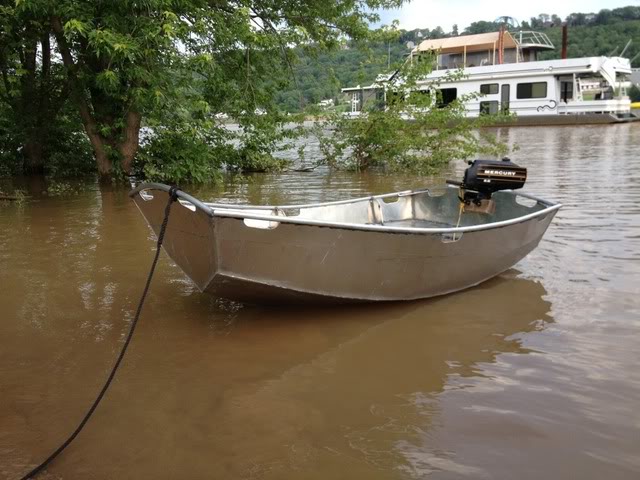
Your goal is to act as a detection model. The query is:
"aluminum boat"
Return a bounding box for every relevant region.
[130,178,561,303]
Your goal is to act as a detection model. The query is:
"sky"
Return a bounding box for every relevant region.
[375,0,640,32]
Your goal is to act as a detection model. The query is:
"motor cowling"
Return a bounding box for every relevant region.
[463,158,527,195]
[448,157,526,205]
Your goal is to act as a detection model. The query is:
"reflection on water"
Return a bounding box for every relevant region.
[1,124,640,479]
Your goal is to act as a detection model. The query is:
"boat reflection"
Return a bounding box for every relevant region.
[88,271,551,479]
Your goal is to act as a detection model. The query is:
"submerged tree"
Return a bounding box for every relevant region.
[311,55,511,175]
[7,0,403,181]
[0,1,84,174]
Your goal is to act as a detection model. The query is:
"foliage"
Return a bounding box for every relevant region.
[630,84,640,103]
[0,0,80,175]
[4,0,404,181]
[463,21,500,35]
[225,119,294,173]
[136,102,300,182]
[39,110,95,178]
[311,58,510,174]
[2,2,638,181]
[136,70,305,180]
[275,40,409,112]
[45,179,88,196]
[0,187,27,205]
[0,102,21,176]
[538,21,640,62]
[137,127,225,184]
[0,94,93,178]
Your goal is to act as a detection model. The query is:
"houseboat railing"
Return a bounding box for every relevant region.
[514,31,555,50]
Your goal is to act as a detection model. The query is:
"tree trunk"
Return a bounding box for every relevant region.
[23,129,45,174]
[84,131,113,182]
[52,16,111,181]
[51,16,142,180]
[22,33,51,176]
[118,110,142,174]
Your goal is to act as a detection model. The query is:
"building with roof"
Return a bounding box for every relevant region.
[410,30,554,69]
[341,29,637,125]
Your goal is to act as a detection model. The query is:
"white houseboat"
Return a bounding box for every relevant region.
[343,30,638,125]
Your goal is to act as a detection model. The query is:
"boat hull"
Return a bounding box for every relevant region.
[131,185,560,304]
[508,112,640,126]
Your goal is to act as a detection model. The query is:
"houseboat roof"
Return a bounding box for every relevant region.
[421,56,632,86]
[341,57,632,94]
[413,31,518,54]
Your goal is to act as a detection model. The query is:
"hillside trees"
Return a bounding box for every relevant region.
[537,20,640,61]
[463,21,499,35]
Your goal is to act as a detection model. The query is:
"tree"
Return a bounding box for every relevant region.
[451,24,459,36]
[566,13,588,27]
[311,57,509,174]
[538,14,551,26]
[0,1,77,174]
[595,9,613,25]
[464,21,499,35]
[14,0,403,181]
[430,26,445,39]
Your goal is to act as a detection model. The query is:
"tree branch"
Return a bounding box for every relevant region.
[249,8,304,108]
[244,47,256,107]
[51,14,109,163]
[0,66,15,106]
[41,32,51,79]
[50,16,96,131]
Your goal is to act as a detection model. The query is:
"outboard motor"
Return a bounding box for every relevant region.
[448,157,527,205]
[447,158,527,215]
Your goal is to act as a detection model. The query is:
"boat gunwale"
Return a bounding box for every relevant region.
[129,182,562,235]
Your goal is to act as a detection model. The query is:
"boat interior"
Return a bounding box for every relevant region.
[203,186,552,230]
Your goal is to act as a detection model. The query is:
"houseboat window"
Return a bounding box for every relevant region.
[516,82,547,99]
[560,81,573,102]
[437,88,457,108]
[480,101,499,115]
[501,84,510,113]
[480,83,499,95]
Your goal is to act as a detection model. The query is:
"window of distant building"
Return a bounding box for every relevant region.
[480,101,499,115]
[437,88,457,107]
[480,83,499,95]
[516,82,547,99]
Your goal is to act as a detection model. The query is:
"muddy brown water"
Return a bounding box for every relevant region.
[1,124,639,479]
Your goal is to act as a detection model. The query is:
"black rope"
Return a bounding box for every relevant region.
[19,187,179,479]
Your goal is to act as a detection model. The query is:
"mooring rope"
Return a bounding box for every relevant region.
[453,190,465,242]
[19,186,179,480]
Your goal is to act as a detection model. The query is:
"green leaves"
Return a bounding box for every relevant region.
[63,18,88,37]
[3,0,409,179]
[95,69,119,91]
[312,57,510,175]
[86,28,139,62]
[137,126,225,183]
